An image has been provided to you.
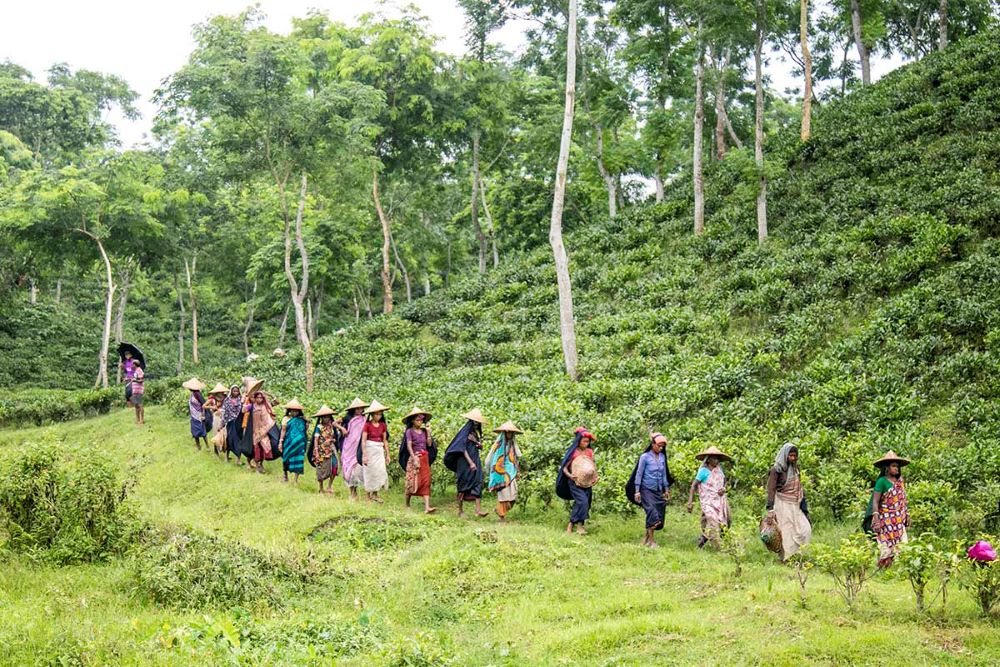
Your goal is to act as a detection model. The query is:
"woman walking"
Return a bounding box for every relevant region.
[626,433,674,548]
[556,428,598,535]
[443,409,489,518]
[486,421,523,522]
[865,451,911,568]
[278,399,308,484]
[400,407,437,513]
[687,446,732,549]
[765,443,812,561]
[220,385,244,463]
[341,398,369,500]
[241,382,279,474]
[183,378,209,451]
[309,405,342,495]
[361,400,391,503]
[129,362,145,425]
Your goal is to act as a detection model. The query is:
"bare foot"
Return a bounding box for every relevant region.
[576,526,587,535]
[457,511,466,518]
[566,523,573,534]
[425,507,437,514]
[476,511,489,517]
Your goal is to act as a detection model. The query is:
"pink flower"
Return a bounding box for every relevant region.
[968,540,997,562]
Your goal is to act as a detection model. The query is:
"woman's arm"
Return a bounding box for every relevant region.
[383,441,390,463]
[463,450,476,469]
[278,424,287,451]
[633,455,647,501]
[361,430,369,465]
[687,479,699,512]
[406,429,415,458]
[765,469,778,511]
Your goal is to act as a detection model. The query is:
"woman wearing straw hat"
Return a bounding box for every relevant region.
[444,409,490,518]
[278,399,309,484]
[864,451,911,568]
[400,407,437,513]
[205,383,228,457]
[687,446,732,549]
[309,405,343,495]
[361,401,392,503]
[556,428,598,535]
[183,378,209,451]
[765,443,811,561]
[486,421,523,522]
[241,380,279,474]
[341,398,369,500]
[626,433,674,548]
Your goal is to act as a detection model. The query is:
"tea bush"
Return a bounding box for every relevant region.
[0,441,138,563]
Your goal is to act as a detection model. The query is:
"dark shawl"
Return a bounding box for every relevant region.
[555,432,588,501]
[397,424,435,472]
[444,420,484,497]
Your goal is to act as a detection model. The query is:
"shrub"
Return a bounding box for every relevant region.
[960,535,1000,617]
[813,534,879,610]
[0,441,138,563]
[895,533,945,613]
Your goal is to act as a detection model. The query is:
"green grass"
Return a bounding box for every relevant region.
[0,407,997,666]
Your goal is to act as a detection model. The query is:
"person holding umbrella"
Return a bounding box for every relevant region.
[118,342,145,425]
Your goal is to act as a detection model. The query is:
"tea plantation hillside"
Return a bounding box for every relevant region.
[236,32,1000,531]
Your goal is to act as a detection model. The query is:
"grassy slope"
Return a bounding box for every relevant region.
[1,407,997,666]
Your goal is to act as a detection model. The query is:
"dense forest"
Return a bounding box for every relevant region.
[4,1,997,391]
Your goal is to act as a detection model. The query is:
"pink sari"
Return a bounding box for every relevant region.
[341,414,365,486]
[698,465,731,528]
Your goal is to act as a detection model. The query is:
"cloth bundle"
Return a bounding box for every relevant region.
[759,513,783,555]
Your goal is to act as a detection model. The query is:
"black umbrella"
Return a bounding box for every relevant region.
[117,342,145,369]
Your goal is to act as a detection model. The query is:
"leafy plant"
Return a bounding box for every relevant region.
[813,534,879,610]
[895,533,944,613]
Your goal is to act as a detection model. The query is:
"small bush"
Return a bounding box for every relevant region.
[813,534,879,610]
[0,442,138,563]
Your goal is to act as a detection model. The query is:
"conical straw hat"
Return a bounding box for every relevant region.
[284,398,305,412]
[462,408,486,424]
[873,450,910,468]
[365,399,390,415]
[694,445,732,462]
[244,377,264,396]
[182,378,206,391]
[402,406,432,424]
[346,397,369,411]
[208,383,228,396]
[493,420,523,434]
[313,404,336,418]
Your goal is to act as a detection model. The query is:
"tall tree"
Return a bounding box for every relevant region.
[753,0,769,244]
[550,0,580,381]
[800,0,813,140]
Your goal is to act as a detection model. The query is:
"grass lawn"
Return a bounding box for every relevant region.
[0,406,996,666]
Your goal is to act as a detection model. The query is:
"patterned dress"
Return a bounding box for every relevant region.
[875,478,909,562]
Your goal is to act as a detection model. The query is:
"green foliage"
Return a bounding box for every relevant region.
[960,535,1000,617]
[813,534,879,610]
[895,533,946,613]
[0,441,137,563]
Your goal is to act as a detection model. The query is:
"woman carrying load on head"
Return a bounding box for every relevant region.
[865,450,911,569]
[486,421,523,522]
[183,378,209,451]
[206,383,228,457]
[627,432,674,548]
[444,409,489,518]
[278,399,308,484]
[687,446,732,549]
[221,385,244,464]
[361,401,392,503]
[309,405,343,495]
[556,428,598,536]
[401,407,437,514]
[241,379,279,474]
[765,442,812,561]
[340,398,369,500]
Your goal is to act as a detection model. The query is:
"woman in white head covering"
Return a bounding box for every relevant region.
[765,443,812,561]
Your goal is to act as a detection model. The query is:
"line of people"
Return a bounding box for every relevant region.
[182,377,910,563]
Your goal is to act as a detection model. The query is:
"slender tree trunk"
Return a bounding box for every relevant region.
[479,175,500,268]
[372,169,394,314]
[471,129,486,273]
[313,287,322,340]
[282,172,313,392]
[850,0,871,85]
[174,272,185,375]
[800,0,813,141]
[54,278,61,304]
[938,0,948,51]
[277,305,289,348]
[654,164,665,203]
[593,124,617,218]
[306,297,314,342]
[722,106,744,149]
[75,228,114,389]
[184,254,199,364]
[714,55,727,160]
[755,1,769,244]
[550,0,580,381]
[243,279,257,357]
[28,278,37,305]
[423,273,431,296]
[693,22,706,236]
[352,288,360,322]
[390,231,412,303]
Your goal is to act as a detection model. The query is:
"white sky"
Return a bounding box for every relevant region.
[1,1,900,148]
